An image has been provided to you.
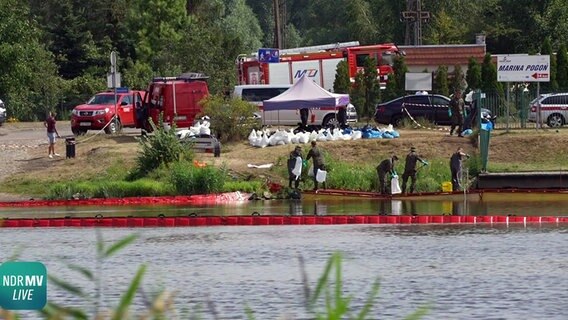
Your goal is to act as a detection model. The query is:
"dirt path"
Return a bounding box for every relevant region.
[0,122,73,201]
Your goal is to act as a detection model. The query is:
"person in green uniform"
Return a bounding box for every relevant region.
[306,141,325,191]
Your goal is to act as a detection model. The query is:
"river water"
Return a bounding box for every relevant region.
[3,192,568,219]
[1,223,567,319]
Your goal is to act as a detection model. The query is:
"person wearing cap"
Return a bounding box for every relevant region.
[287,146,303,189]
[306,141,325,191]
[450,147,470,191]
[402,147,428,194]
[376,155,398,195]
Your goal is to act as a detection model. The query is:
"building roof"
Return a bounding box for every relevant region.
[399,44,486,67]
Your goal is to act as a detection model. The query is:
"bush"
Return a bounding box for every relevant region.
[130,116,192,179]
[169,161,227,195]
[199,94,259,143]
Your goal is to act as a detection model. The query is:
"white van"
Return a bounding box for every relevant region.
[233,84,357,127]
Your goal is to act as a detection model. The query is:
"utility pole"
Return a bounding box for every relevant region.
[402,0,430,45]
[273,0,286,49]
[273,0,282,49]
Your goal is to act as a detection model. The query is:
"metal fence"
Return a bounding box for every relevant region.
[480,87,568,130]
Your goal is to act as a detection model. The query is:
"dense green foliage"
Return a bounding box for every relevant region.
[199,95,259,143]
[131,117,189,178]
[2,0,568,121]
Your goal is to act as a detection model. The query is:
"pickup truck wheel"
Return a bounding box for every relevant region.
[323,114,339,128]
[105,119,122,134]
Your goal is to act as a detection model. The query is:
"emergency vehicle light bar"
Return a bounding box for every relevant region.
[153,72,209,82]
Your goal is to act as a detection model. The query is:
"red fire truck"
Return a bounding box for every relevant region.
[236,42,403,90]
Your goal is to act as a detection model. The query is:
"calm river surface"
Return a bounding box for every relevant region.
[3,192,568,219]
[1,224,567,319]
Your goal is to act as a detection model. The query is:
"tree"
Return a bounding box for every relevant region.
[557,43,568,90]
[434,65,449,96]
[36,0,100,79]
[382,73,398,102]
[466,57,482,90]
[540,37,558,92]
[345,0,378,45]
[129,0,188,72]
[392,56,408,96]
[0,0,61,121]
[350,71,366,118]
[223,0,263,52]
[424,8,467,44]
[450,64,466,93]
[481,53,503,95]
[333,61,350,94]
[363,57,380,122]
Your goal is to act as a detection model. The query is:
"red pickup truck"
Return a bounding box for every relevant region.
[70,89,145,135]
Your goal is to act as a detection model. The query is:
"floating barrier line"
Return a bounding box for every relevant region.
[3,189,568,208]
[0,192,251,208]
[0,215,566,228]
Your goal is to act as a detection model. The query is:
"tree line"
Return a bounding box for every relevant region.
[1,0,568,120]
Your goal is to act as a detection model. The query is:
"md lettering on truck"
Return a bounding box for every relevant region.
[294,69,318,79]
[0,262,47,310]
[498,64,549,72]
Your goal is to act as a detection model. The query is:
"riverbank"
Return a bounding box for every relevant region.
[1,122,567,200]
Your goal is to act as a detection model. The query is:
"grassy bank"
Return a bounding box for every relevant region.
[1,126,568,200]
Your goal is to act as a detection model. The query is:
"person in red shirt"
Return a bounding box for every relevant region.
[44,111,60,158]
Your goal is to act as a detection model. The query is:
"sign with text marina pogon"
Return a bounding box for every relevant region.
[497,55,550,82]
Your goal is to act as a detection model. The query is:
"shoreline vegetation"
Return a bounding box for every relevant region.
[1,122,568,201]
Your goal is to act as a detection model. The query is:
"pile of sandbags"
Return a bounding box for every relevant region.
[248,126,399,148]
[176,117,211,139]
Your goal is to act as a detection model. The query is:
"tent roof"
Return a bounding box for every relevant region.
[263,75,350,111]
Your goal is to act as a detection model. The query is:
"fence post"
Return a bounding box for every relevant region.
[506,83,510,132]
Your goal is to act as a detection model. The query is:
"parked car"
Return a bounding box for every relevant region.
[528,93,567,127]
[70,89,145,135]
[0,99,6,126]
[374,94,493,127]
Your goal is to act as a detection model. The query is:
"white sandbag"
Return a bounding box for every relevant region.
[292,156,302,177]
[316,132,327,141]
[248,129,257,140]
[385,124,394,132]
[199,126,211,136]
[309,131,318,141]
[298,133,309,144]
[316,169,327,183]
[341,134,352,141]
[259,134,269,148]
[291,134,299,144]
[351,131,362,140]
[285,131,293,144]
[391,176,402,194]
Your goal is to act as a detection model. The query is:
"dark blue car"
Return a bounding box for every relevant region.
[374,94,493,127]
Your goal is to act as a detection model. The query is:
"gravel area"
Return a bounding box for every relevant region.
[0,122,70,201]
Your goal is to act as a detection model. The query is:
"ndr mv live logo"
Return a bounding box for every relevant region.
[0,262,47,310]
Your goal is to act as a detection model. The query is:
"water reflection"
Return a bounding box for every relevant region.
[1,192,568,218]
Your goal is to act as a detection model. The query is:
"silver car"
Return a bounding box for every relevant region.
[528,93,566,127]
